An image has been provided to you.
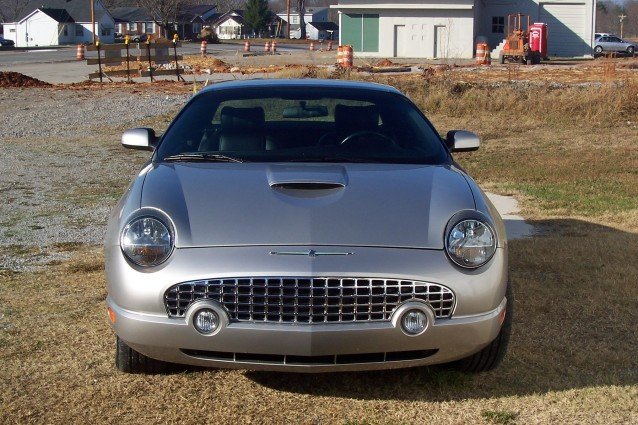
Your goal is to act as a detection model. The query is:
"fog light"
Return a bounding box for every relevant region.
[401,309,428,335]
[193,309,219,334]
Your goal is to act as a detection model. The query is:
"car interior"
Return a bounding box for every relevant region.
[195,103,395,153]
[158,93,447,162]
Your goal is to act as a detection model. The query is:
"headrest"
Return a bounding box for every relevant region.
[220,106,265,132]
[334,104,380,132]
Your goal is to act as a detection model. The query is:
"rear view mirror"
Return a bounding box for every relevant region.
[446,130,480,152]
[283,101,329,119]
[122,128,157,151]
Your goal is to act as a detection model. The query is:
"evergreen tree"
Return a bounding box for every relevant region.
[244,0,270,36]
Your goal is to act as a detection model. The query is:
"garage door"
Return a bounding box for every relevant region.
[539,3,588,57]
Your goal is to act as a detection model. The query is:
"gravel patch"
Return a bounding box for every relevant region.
[0,88,189,139]
[0,88,190,271]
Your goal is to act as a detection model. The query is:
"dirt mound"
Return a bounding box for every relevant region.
[184,56,231,73]
[0,72,51,88]
[376,59,397,67]
[208,58,229,67]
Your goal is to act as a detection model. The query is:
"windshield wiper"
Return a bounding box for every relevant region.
[163,153,244,163]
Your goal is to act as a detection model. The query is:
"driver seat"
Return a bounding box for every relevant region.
[318,104,380,146]
[218,106,267,151]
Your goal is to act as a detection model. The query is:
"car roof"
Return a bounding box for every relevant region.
[197,79,403,96]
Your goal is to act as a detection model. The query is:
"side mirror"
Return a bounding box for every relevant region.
[121,128,157,151]
[446,130,480,152]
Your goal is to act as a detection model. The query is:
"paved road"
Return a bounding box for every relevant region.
[0,42,311,66]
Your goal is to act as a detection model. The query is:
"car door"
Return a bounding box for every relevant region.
[596,37,609,51]
[609,36,624,52]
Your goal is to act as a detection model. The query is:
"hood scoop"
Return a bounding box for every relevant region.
[270,182,344,190]
[267,164,348,190]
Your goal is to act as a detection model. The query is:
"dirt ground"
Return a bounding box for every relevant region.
[0,69,637,424]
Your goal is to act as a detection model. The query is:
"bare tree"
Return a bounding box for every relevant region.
[0,0,28,22]
[136,0,185,38]
[213,0,245,12]
[297,0,306,39]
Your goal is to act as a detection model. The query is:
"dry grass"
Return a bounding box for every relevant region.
[1,225,636,424]
[1,74,638,424]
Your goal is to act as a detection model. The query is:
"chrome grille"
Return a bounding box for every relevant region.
[165,277,455,323]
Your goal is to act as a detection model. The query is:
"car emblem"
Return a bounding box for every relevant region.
[269,250,353,257]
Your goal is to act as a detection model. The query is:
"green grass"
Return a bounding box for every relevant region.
[481,409,518,424]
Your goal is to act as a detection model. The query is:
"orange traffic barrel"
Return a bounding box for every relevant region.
[244,41,251,52]
[475,42,488,65]
[337,45,343,66]
[271,41,277,52]
[342,45,353,68]
[327,41,333,51]
[76,44,85,60]
[200,40,207,56]
[309,41,315,51]
[264,42,270,52]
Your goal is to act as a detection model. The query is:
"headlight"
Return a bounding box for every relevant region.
[120,216,173,266]
[446,219,496,268]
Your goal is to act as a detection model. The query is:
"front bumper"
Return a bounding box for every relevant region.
[106,245,508,372]
[108,296,506,372]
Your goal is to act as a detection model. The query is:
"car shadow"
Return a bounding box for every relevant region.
[241,219,637,401]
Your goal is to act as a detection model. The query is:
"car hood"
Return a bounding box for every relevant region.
[140,163,475,249]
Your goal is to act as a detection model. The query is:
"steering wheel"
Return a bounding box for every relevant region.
[340,130,396,146]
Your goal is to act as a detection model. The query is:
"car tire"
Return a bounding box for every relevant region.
[594,46,603,55]
[627,46,635,56]
[453,281,513,373]
[116,336,170,374]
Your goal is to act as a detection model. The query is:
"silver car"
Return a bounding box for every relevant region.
[594,35,636,56]
[106,79,511,374]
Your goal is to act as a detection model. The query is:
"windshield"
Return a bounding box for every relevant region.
[155,86,448,164]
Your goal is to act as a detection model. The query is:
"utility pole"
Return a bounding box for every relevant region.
[286,0,290,39]
[90,0,96,44]
[619,13,627,38]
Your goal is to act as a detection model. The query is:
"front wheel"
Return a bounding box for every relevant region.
[116,336,171,374]
[594,45,603,55]
[453,281,513,373]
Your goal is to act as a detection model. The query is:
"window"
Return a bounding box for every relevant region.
[193,23,202,34]
[492,16,504,34]
[63,25,68,36]
[101,27,112,36]
[9,29,16,33]
[75,24,83,36]
[156,87,448,165]
[145,22,154,33]
[341,14,379,52]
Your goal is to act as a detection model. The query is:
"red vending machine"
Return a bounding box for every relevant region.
[529,23,548,59]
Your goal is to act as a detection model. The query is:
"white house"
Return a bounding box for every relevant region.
[212,10,245,40]
[332,0,596,58]
[2,0,114,47]
[307,22,340,41]
[277,7,331,39]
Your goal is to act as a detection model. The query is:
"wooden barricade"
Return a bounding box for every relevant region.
[86,40,184,82]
